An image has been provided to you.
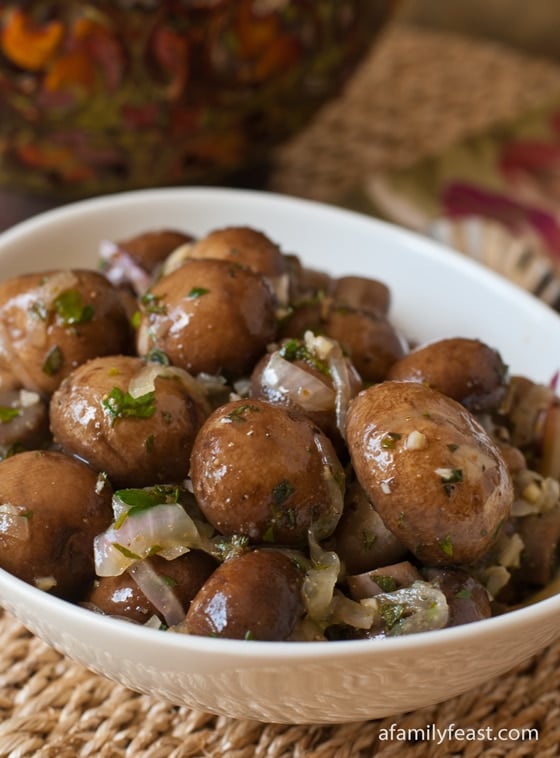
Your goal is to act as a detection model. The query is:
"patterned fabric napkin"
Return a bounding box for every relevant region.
[347,96,560,312]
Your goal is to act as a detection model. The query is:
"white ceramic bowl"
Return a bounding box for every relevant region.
[0,187,559,725]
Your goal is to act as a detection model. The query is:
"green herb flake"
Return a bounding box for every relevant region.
[112,543,142,560]
[437,535,454,558]
[0,406,20,423]
[162,575,177,588]
[114,485,178,528]
[381,432,402,449]
[380,602,406,630]
[374,575,398,592]
[187,287,210,299]
[42,345,63,376]
[455,588,472,600]
[54,289,95,326]
[226,403,261,422]
[437,467,463,496]
[146,348,170,366]
[140,292,167,315]
[102,387,156,424]
[278,339,330,375]
[263,524,276,543]
[362,530,377,551]
[145,434,155,453]
[244,630,255,641]
[130,310,142,329]
[272,479,295,507]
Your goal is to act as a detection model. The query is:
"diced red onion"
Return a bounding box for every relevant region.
[261,352,335,412]
[128,559,185,627]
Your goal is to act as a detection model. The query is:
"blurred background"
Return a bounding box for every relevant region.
[398,0,560,60]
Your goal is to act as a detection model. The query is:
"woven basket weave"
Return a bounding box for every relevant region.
[2,25,560,757]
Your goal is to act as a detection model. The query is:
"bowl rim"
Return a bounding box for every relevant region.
[1,185,560,660]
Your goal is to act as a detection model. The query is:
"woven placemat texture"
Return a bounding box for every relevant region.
[3,26,560,758]
[269,26,560,202]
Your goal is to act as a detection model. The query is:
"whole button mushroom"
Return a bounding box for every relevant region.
[280,302,407,383]
[0,450,113,599]
[183,548,304,640]
[0,269,131,395]
[50,355,209,488]
[190,398,345,546]
[346,381,514,565]
[387,337,509,413]
[186,226,287,282]
[136,258,277,379]
[86,551,217,625]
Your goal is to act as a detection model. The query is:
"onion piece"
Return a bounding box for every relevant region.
[302,331,354,435]
[261,352,335,412]
[128,363,210,414]
[128,560,185,627]
[362,581,449,636]
[301,532,341,624]
[99,240,152,294]
[94,503,205,577]
[0,503,30,541]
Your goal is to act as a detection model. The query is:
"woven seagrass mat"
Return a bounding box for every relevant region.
[3,25,560,758]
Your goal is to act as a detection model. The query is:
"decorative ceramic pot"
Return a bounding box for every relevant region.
[0,1,396,197]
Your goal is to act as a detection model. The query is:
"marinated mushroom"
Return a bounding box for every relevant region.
[183,548,305,640]
[250,334,362,455]
[280,302,407,383]
[136,258,277,379]
[387,337,509,413]
[0,450,112,599]
[190,398,345,546]
[100,229,195,295]
[0,389,49,458]
[0,269,131,395]
[50,355,209,487]
[333,479,408,575]
[422,567,492,627]
[85,550,217,625]
[346,381,514,565]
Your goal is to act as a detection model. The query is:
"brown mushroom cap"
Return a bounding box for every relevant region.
[387,337,508,412]
[190,398,345,546]
[346,381,514,565]
[0,270,131,395]
[184,548,304,640]
[50,355,208,488]
[136,258,278,379]
[0,450,113,599]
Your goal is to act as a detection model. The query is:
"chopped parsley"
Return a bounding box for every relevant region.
[140,292,167,314]
[53,289,95,326]
[146,348,170,365]
[114,485,179,528]
[226,403,260,422]
[0,406,20,423]
[380,602,406,630]
[187,287,210,299]
[437,535,454,558]
[112,543,142,560]
[455,588,472,600]
[278,339,330,375]
[436,467,463,496]
[381,432,402,449]
[373,575,398,592]
[28,301,48,321]
[130,310,142,329]
[102,387,156,424]
[42,345,63,376]
[272,479,295,507]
